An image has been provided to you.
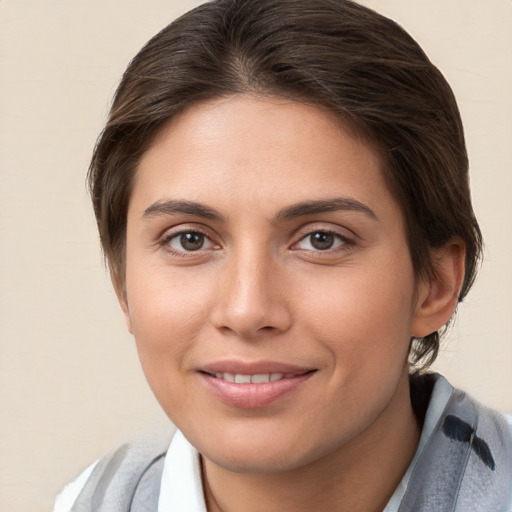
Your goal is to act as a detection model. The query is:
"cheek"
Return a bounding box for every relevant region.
[124,267,216,421]
[297,261,416,370]
[125,262,214,374]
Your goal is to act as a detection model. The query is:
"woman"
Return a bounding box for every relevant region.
[55,0,512,510]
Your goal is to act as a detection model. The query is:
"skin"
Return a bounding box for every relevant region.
[115,95,464,512]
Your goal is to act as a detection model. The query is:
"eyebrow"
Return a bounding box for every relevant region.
[141,197,377,223]
[142,200,225,221]
[275,198,378,222]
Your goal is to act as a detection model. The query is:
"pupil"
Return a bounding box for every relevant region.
[311,232,334,250]
[180,232,204,251]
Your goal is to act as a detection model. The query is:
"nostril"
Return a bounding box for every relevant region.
[210,294,292,337]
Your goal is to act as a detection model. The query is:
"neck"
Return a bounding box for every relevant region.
[202,370,420,512]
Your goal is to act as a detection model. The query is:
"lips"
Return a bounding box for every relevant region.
[197,361,316,409]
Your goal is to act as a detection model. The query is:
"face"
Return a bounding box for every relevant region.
[121,95,425,473]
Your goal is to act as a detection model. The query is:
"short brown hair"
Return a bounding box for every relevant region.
[88,0,482,368]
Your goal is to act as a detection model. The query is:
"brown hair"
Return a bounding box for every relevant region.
[88,0,482,368]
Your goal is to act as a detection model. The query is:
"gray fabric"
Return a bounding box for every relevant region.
[399,385,512,512]
[129,453,166,512]
[70,433,172,512]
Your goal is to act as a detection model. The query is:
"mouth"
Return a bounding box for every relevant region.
[197,364,317,409]
[201,370,312,384]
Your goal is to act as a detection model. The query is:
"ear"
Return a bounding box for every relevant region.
[411,238,466,338]
[110,266,134,334]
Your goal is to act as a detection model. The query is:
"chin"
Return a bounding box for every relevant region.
[202,445,312,474]
[193,421,345,475]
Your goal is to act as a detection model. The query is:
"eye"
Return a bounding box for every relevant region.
[296,231,348,251]
[165,231,215,252]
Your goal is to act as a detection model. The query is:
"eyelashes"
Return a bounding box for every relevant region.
[293,231,353,252]
[166,231,214,252]
[157,224,356,259]
[158,226,220,257]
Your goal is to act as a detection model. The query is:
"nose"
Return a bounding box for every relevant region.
[210,248,292,339]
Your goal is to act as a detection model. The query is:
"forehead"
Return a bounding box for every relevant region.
[131,95,397,223]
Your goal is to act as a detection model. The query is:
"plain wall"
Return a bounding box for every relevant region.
[1,0,510,509]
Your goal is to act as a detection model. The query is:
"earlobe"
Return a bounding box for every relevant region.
[110,267,134,334]
[411,238,466,338]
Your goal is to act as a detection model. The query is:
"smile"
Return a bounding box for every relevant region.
[208,372,300,384]
[199,366,316,409]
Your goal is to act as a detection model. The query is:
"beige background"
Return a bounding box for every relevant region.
[1,0,511,510]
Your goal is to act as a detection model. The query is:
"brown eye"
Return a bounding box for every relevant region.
[296,231,347,251]
[166,231,215,253]
[179,232,205,251]
[310,232,335,250]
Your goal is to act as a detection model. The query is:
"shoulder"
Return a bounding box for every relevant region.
[405,374,512,511]
[505,413,512,433]
[53,460,99,512]
[53,430,175,512]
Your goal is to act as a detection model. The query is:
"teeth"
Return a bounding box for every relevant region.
[212,372,294,384]
[251,374,270,383]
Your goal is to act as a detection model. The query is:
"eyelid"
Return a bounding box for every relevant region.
[157,223,221,254]
[296,233,346,251]
[290,223,356,253]
[292,222,355,243]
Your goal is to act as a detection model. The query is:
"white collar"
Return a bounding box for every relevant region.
[158,430,207,512]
